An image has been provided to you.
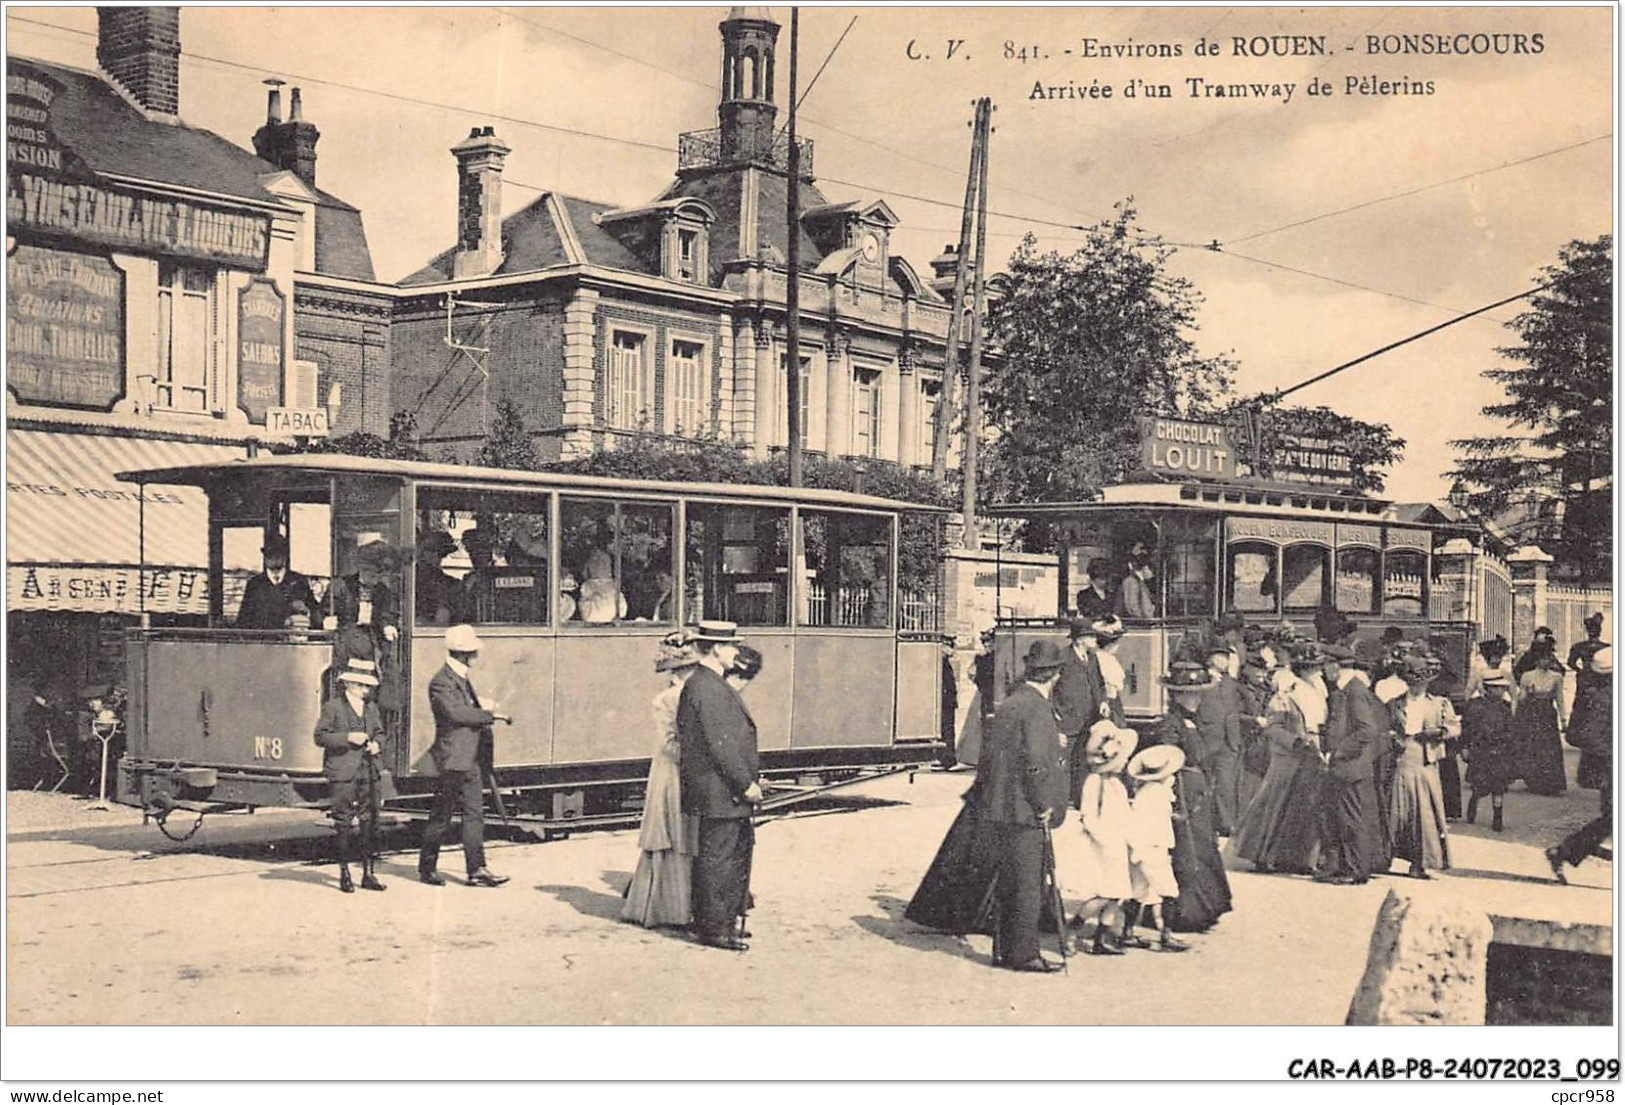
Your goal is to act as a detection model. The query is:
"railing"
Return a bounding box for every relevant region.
[899,589,939,633]
[678,127,815,178]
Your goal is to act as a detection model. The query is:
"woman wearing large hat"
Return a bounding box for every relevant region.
[1229,646,1327,876]
[623,631,704,928]
[1388,653,1457,878]
[1152,661,1233,932]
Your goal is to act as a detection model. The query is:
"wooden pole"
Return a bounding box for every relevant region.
[961,97,991,551]
[785,7,804,487]
[930,100,982,486]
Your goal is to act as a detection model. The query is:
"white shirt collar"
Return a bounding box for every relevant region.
[267,568,285,585]
[446,657,470,681]
[343,688,368,714]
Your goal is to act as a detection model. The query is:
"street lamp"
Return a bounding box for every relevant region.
[1449,479,1471,513]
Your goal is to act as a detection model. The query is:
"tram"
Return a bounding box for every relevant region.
[113,453,949,827]
[984,455,1479,722]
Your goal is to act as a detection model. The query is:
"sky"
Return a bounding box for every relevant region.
[6,4,1614,504]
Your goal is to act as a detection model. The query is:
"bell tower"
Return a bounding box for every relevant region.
[717,6,779,166]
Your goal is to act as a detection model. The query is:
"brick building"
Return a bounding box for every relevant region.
[391,6,965,470]
[5,7,382,780]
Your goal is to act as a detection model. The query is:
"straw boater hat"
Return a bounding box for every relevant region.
[445,624,484,653]
[1162,659,1218,691]
[337,657,380,687]
[1127,744,1185,785]
[1023,639,1066,676]
[1084,719,1139,775]
[692,620,742,644]
[654,630,700,673]
[1091,615,1126,643]
[1481,666,1512,688]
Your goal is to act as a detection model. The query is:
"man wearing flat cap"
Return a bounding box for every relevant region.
[977,639,1069,972]
[236,532,318,631]
[678,620,762,951]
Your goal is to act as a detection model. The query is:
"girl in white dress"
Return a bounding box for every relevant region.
[1126,744,1189,953]
[1072,719,1138,956]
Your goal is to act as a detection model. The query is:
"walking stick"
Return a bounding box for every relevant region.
[1041,820,1069,974]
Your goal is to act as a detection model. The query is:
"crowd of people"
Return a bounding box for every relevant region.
[903,609,1614,974]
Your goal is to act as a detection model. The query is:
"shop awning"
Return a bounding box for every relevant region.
[6,429,247,614]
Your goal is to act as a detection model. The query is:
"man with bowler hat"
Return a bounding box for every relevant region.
[237,532,318,630]
[418,624,512,887]
[678,620,761,951]
[978,639,1068,972]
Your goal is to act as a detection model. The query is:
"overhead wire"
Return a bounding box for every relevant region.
[0,12,1551,326]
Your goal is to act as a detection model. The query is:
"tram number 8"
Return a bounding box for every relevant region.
[253,736,284,761]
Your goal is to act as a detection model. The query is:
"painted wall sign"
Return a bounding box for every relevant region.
[6,243,125,410]
[7,169,271,270]
[1386,528,1431,552]
[1272,434,1358,488]
[236,279,284,423]
[1139,416,1236,480]
[9,564,208,616]
[1227,516,1335,546]
[1337,522,1383,548]
[6,72,76,175]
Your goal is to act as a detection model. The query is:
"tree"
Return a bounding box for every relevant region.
[979,202,1236,505]
[1222,398,1406,494]
[475,396,541,471]
[1450,235,1613,580]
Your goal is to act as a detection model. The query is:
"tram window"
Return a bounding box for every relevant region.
[219,524,266,624]
[1383,549,1427,617]
[415,488,550,627]
[1335,548,1380,614]
[685,503,791,626]
[1282,543,1331,611]
[799,510,892,628]
[559,497,675,626]
[1227,542,1278,614]
[1161,517,1217,619]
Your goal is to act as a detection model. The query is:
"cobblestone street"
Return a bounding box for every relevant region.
[6,756,1610,1028]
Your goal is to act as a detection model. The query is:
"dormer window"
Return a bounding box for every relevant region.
[678,228,699,281]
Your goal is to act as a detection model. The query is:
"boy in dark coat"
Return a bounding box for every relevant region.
[678,620,761,951]
[977,639,1068,973]
[314,657,388,893]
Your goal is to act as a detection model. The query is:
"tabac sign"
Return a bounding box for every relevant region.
[1138,416,1237,480]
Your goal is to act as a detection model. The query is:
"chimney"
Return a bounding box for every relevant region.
[96,7,181,117]
[451,126,511,280]
[252,80,322,188]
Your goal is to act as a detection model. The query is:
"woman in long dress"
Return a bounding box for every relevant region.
[1231,648,1326,875]
[1388,654,1456,878]
[622,632,702,927]
[1514,643,1569,797]
[1151,661,1233,932]
[1461,668,1517,832]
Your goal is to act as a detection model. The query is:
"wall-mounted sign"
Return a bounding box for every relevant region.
[9,564,208,615]
[236,278,284,423]
[1272,434,1358,488]
[1337,522,1383,549]
[8,169,270,270]
[6,243,125,410]
[267,407,329,437]
[1227,516,1335,546]
[5,71,85,177]
[1386,527,1431,552]
[1139,416,1236,480]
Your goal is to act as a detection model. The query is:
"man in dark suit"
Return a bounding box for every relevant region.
[678,620,761,951]
[1315,644,1387,884]
[1197,641,1249,836]
[236,534,318,630]
[977,639,1068,973]
[1074,558,1113,621]
[417,624,512,887]
[1054,619,1106,810]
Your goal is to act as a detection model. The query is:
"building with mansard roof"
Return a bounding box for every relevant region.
[392,6,968,469]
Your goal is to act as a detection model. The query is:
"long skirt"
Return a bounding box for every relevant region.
[622,750,699,927]
[905,786,1001,935]
[1516,697,1568,796]
[1231,746,1322,873]
[1389,750,1450,871]
[1316,774,1385,880]
[692,817,755,938]
[1168,767,1232,931]
[1207,749,1242,838]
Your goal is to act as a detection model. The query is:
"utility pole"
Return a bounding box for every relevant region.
[784,7,804,487]
[960,97,992,550]
[930,99,983,485]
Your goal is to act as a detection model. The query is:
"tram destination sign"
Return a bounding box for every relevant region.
[1138,416,1237,480]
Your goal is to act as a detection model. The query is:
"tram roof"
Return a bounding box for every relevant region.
[986,480,1400,521]
[116,452,949,514]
